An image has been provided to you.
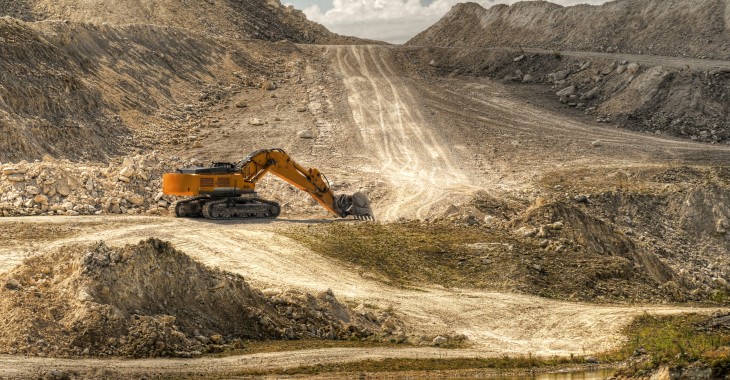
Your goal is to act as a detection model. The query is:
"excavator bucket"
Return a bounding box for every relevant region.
[351,192,375,220]
[337,192,375,220]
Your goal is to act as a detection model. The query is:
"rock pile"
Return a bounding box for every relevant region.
[0,153,183,217]
[540,57,730,142]
[543,59,642,109]
[0,238,398,358]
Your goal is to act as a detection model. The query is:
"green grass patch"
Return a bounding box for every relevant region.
[220,314,729,377]
[265,356,581,376]
[280,221,673,303]
[607,313,730,377]
[281,221,533,289]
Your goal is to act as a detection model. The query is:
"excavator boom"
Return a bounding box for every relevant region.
[162,148,374,220]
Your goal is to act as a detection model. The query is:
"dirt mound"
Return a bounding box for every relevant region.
[408,0,730,60]
[590,183,730,301]
[516,200,675,282]
[539,165,730,303]
[0,0,368,44]
[505,199,691,302]
[0,238,392,357]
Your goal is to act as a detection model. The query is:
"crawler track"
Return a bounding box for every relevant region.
[175,197,281,220]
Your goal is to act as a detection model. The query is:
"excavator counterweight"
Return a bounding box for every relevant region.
[162,148,374,220]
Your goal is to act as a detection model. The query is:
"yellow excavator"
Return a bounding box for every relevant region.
[162,148,374,220]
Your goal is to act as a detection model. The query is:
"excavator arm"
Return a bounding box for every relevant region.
[236,148,373,219]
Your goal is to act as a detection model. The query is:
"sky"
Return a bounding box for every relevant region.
[284,0,610,44]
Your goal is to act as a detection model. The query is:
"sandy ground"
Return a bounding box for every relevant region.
[0,216,721,377]
[325,45,480,220]
[315,45,730,214]
[2,45,730,377]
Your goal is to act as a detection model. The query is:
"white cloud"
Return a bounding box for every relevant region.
[302,0,610,44]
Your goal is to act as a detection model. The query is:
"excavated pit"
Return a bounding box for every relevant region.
[0,238,393,358]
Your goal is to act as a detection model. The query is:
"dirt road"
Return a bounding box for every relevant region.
[522,48,730,71]
[317,45,730,212]
[324,45,480,220]
[0,347,569,378]
[0,216,720,378]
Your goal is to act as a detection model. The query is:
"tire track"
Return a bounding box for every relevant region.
[327,45,478,220]
[407,71,730,185]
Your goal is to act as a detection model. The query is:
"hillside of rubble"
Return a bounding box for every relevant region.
[408,0,730,60]
[0,17,334,162]
[0,0,373,44]
[392,46,730,143]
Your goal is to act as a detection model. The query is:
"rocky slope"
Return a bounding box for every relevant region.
[0,0,364,44]
[408,0,730,60]
[393,46,730,143]
[448,167,730,304]
[0,18,310,162]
